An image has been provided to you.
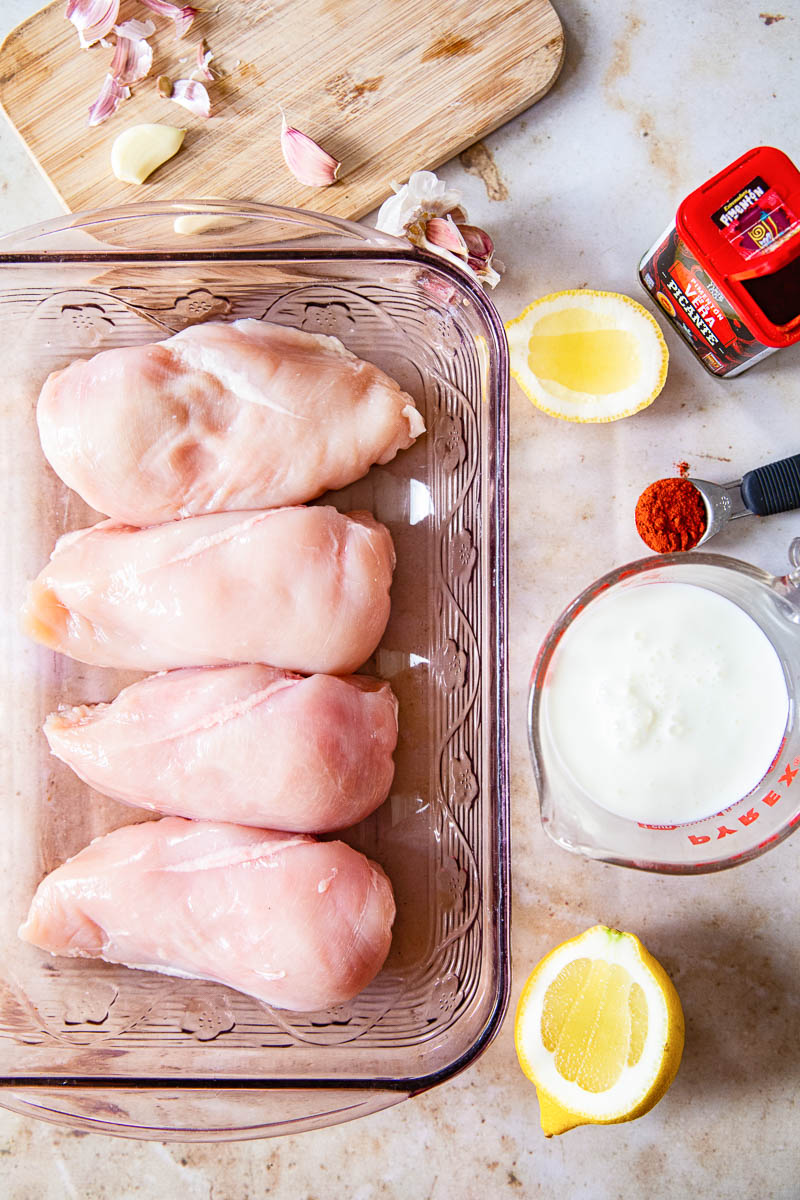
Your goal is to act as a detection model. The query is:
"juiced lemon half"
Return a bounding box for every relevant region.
[515,925,684,1136]
[506,290,668,421]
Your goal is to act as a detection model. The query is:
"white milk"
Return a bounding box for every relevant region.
[542,582,789,825]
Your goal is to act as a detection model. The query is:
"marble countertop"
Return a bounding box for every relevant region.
[2,1,800,1196]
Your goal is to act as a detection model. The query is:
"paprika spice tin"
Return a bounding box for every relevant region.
[638,146,800,377]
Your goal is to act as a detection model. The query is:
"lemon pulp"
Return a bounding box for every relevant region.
[541,957,648,1093]
[527,309,641,395]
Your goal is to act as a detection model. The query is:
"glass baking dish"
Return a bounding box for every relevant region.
[0,202,509,1140]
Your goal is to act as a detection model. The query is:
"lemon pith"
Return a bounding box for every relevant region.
[515,925,684,1136]
[505,290,669,423]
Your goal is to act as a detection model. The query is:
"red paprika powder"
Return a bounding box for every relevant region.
[635,478,708,552]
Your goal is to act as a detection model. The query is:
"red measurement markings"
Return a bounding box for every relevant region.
[779,762,798,787]
[687,756,800,845]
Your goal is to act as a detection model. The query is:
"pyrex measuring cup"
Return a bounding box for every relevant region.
[528,540,800,873]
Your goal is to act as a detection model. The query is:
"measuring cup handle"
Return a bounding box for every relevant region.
[741,454,800,516]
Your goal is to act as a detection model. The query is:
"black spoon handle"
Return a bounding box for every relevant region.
[741,453,800,516]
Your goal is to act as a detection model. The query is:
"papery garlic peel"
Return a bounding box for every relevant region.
[170,79,211,118]
[88,75,130,127]
[139,0,197,37]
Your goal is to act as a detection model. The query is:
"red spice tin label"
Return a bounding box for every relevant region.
[638,223,775,377]
[638,146,800,377]
[712,175,800,259]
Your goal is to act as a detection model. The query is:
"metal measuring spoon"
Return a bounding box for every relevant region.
[692,452,800,545]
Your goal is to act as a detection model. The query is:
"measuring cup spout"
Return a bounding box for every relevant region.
[775,538,800,621]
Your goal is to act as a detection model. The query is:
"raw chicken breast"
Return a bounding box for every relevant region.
[19,818,395,1011]
[22,506,394,674]
[45,666,398,831]
[37,318,425,525]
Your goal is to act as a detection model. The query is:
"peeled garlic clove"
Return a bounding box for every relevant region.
[173,213,241,235]
[111,123,185,184]
[280,117,340,187]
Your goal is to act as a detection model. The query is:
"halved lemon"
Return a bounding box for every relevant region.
[515,925,684,1136]
[505,290,668,422]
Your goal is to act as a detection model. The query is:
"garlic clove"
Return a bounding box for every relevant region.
[111,123,185,184]
[173,213,242,235]
[425,216,469,258]
[280,117,340,187]
[458,223,494,267]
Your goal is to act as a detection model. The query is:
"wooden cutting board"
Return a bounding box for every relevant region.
[0,0,563,219]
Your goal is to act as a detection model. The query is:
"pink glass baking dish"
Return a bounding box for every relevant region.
[0,201,509,1140]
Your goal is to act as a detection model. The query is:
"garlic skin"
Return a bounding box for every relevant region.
[280,118,340,188]
[193,40,218,82]
[112,18,156,40]
[376,170,501,289]
[88,74,130,127]
[376,171,463,237]
[110,31,154,86]
[111,123,185,184]
[170,79,211,117]
[66,0,120,49]
[138,0,197,37]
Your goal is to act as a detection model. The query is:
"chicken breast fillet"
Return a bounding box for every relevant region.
[37,318,425,525]
[19,818,395,1011]
[45,666,398,832]
[22,506,394,674]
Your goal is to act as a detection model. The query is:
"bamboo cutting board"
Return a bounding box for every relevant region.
[0,0,563,219]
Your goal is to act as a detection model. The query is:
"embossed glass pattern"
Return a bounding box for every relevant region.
[0,203,509,1140]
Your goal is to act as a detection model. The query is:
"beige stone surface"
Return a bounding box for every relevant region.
[1,1,800,1196]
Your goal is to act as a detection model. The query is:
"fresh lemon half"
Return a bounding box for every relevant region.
[505,290,668,422]
[515,925,685,1136]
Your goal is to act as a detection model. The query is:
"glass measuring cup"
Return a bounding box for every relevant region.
[528,540,800,873]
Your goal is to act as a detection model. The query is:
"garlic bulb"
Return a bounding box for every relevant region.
[376,170,501,289]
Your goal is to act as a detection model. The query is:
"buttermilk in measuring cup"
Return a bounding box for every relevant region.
[639,145,800,376]
[542,582,789,825]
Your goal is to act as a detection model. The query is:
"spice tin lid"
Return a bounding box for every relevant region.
[677,146,800,347]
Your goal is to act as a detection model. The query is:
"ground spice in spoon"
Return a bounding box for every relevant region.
[635,477,708,552]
